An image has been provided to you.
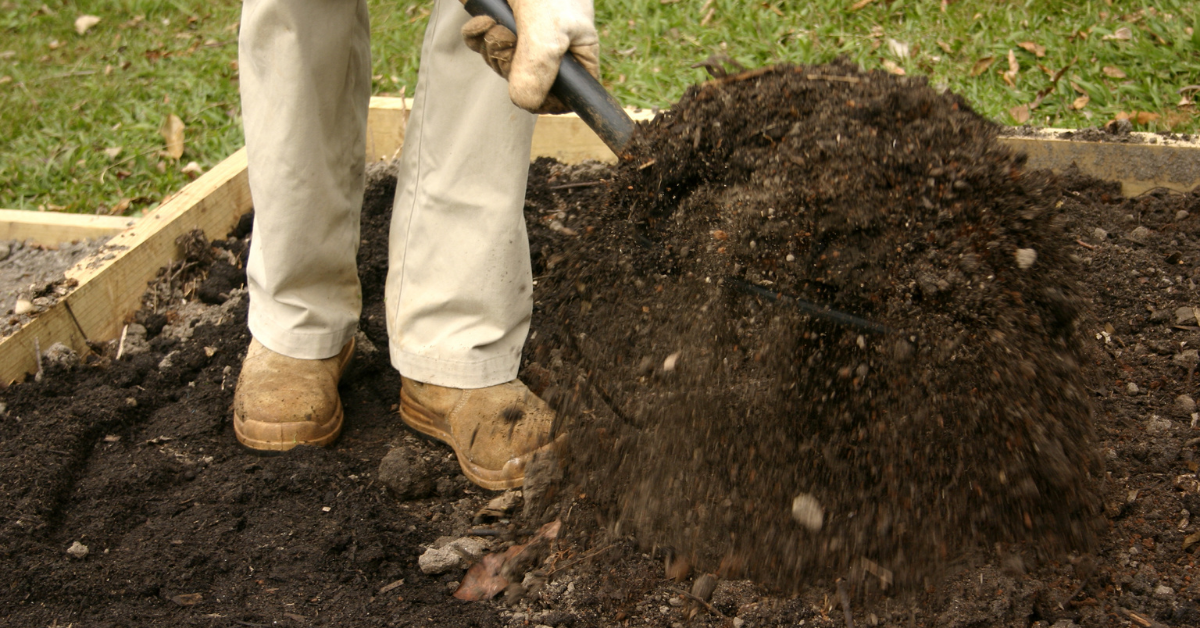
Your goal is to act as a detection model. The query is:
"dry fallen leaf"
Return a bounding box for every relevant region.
[110,198,132,215]
[1010,104,1030,124]
[1001,49,1019,87]
[103,146,122,159]
[1102,66,1127,79]
[970,56,995,77]
[1071,94,1090,110]
[160,114,185,160]
[1017,41,1046,57]
[1136,111,1160,125]
[881,59,906,76]
[74,15,101,35]
[1104,26,1133,41]
[936,39,953,53]
[849,0,875,10]
[453,520,561,602]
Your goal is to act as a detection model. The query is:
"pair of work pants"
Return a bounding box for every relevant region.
[239,0,537,388]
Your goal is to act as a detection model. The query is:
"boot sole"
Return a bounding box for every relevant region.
[399,387,530,491]
[233,401,345,451]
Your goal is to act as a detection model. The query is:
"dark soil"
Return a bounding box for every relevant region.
[3,62,1200,627]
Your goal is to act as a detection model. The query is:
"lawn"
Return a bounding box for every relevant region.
[2,0,1197,216]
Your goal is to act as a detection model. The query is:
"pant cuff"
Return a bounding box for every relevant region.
[248,309,357,360]
[390,346,520,389]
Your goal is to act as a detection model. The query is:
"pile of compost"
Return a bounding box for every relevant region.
[526,60,1103,587]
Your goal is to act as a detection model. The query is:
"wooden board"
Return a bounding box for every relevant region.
[0,150,252,385]
[0,210,137,246]
[3,96,1199,385]
[997,129,1200,197]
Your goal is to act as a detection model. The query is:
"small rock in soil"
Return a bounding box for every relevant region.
[1146,415,1173,434]
[1176,307,1197,325]
[418,537,489,574]
[378,444,437,500]
[1175,350,1200,370]
[120,323,150,357]
[1093,227,1108,241]
[1155,584,1176,597]
[1125,382,1140,396]
[42,342,78,373]
[1130,226,1153,243]
[13,299,33,316]
[0,242,9,262]
[66,541,88,559]
[1178,210,1190,221]
[1176,395,1196,416]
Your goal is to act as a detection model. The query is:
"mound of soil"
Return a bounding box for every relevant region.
[3,61,1200,627]
[530,62,1100,587]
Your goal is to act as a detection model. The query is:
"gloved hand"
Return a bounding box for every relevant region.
[460,0,599,114]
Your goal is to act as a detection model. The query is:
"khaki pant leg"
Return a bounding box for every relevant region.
[239,0,371,360]
[385,0,539,388]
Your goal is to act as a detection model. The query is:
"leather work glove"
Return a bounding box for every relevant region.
[460,0,599,114]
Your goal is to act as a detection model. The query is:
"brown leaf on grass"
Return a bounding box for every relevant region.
[160,114,184,160]
[1017,41,1045,57]
[1070,81,1087,94]
[881,59,906,76]
[1009,104,1030,124]
[848,0,875,11]
[453,520,561,602]
[970,56,995,76]
[110,198,132,215]
[1104,26,1133,41]
[936,39,953,53]
[1071,94,1090,110]
[1136,111,1159,125]
[1102,66,1126,79]
[74,15,101,35]
[1001,49,1019,87]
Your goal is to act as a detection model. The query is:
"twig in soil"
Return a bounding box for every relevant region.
[836,580,855,628]
[545,543,616,576]
[548,180,610,190]
[674,587,727,619]
[727,278,892,335]
[1184,437,1200,448]
[804,73,862,84]
[117,324,129,360]
[1075,239,1096,250]
[33,337,43,383]
[1117,607,1169,628]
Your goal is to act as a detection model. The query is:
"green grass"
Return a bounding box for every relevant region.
[2,0,1198,216]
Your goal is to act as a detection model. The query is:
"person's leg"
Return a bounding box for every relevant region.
[385,0,553,489]
[234,0,371,450]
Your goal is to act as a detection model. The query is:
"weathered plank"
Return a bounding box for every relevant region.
[0,210,137,246]
[0,149,252,385]
[998,129,1200,197]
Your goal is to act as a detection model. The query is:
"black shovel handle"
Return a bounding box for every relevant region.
[463,0,634,156]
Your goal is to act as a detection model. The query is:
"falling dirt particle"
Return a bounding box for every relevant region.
[663,351,681,372]
[791,493,824,532]
[1015,248,1037,269]
[666,555,692,581]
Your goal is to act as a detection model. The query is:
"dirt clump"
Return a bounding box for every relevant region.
[526,61,1104,588]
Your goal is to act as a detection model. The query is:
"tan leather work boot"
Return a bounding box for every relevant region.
[233,338,355,451]
[399,377,559,490]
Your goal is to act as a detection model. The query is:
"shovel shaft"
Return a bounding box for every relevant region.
[463,0,634,156]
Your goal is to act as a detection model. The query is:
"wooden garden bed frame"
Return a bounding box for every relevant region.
[2,96,1198,384]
